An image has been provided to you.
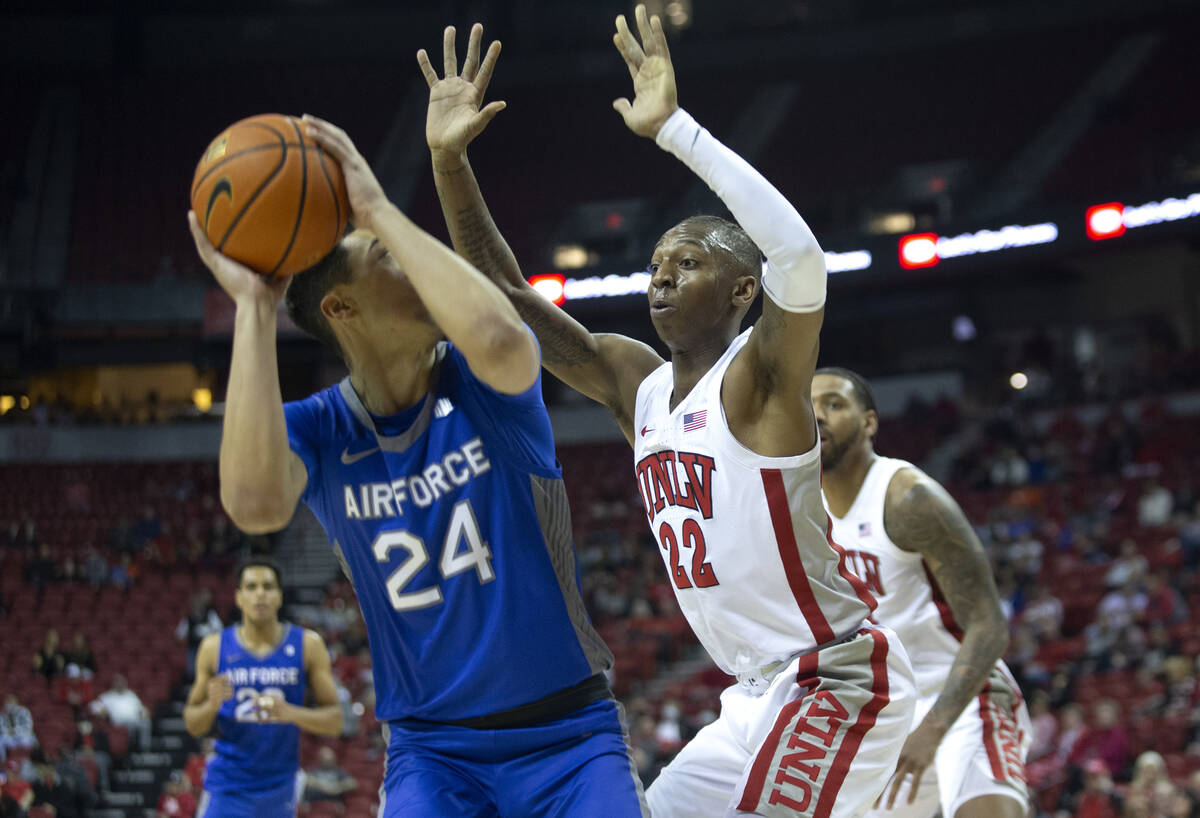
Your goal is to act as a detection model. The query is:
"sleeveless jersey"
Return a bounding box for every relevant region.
[205,624,305,792]
[826,456,1014,699]
[632,327,875,677]
[284,339,611,723]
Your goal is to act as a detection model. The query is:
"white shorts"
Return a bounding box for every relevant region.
[647,625,916,818]
[863,667,1031,818]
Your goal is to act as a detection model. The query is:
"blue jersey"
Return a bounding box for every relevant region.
[283,339,611,723]
[205,624,305,793]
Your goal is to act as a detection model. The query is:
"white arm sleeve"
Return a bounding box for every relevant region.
[655,108,826,313]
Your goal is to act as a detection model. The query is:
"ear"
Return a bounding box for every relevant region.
[731,273,758,309]
[320,289,357,324]
[864,409,879,441]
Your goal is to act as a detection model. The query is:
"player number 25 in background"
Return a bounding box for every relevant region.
[658,518,720,590]
[372,499,495,611]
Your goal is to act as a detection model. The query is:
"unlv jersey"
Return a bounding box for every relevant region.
[826,456,1016,699]
[633,327,876,679]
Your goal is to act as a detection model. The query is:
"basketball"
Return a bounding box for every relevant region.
[190,113,349,277]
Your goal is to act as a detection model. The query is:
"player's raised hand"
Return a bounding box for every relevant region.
[205,674,234,706]
[612,4,679,139]
[419,24,506,160]
[301,115,389,232]
[188,211,290,304]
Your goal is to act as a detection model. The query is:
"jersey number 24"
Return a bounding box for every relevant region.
[372,499,495,611]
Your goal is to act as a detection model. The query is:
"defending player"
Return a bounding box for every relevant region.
[183,556,342,818]
[424,11,916,817]
[813,368,1031,818]
[187,109,647,815]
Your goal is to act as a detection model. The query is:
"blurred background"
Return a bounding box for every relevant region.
[1,0,1199,816]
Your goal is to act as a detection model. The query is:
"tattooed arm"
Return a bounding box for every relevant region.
[878,466,1010,808]
[418,24,661,442]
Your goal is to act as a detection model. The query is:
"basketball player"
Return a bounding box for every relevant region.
[183,556,342,818]
[813,368,1031,818]
[186,109,647,816]
[424,11,916,817]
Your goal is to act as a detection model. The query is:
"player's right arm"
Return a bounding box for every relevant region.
[419,24,663,442]
[188,214,307,534]
[183,634,233,737]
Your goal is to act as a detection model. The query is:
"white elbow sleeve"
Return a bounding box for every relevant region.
[761,257,827,313]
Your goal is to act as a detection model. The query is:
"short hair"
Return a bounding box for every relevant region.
[235,555,283,589]
[815,366,878,414]
[670,215,762,282]
[284,242,352,358]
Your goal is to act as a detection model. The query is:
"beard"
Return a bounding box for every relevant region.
[819,429,859,473]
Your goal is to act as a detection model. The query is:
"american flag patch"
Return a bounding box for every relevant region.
[858,521,872,536]
[682,410,707,431]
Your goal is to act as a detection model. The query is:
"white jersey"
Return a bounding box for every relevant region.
[633,327,875,678]
[826,456,1015,699]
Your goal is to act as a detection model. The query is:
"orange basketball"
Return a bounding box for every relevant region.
[190,114,350,277]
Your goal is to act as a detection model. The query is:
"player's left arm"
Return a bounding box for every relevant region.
[258,630,343,736]
[613,5,825,456]
[879,467,1010,808]
[302,115,538,396]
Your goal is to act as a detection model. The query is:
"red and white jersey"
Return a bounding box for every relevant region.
[633,327,875,678]
[826,456,1013,699]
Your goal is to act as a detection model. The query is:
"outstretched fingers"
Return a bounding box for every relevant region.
[474,39,501,97]
[634,5,658,57]
[613,14,644,77]
[442,25,458,79]
[416,49,438,88]
[461,23,483,82]
[649,12,670,60]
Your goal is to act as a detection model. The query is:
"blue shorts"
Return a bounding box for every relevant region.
[198,774,301,818]
[380,699,648,817]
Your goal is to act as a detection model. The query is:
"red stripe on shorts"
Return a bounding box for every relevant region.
[736,652,821,812]
[921,561,965,642]
[813,628,892,817]
[978,685,1006,781]
[761,469,835,644]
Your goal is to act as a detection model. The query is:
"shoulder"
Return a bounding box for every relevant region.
[301,629,331,664]
[882,466,976,554]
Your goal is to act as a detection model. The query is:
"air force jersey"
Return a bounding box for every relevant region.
[284,338,611,723]
[206,624,305,793]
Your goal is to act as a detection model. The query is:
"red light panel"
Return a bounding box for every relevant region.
[898,233,940,269]
[1086,202,1126,241]
[529,273,567,305]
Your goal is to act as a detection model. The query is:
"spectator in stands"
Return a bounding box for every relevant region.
[301,746,357,811]
[654,701,683,754]
[53,745,95,813]
[0,759,33,816]
[1027,690,1057,762]
[109,552,135,590]
[55,664,95,718]
[1098,579,1148,631]
[1138,478,1175,527]
[175,590,221,679]
[1180,502,1200,569]
[1023,582,1064,641]
[29,748,82,818]
[1125,751,1175,816]
[82,546,108,590]
[1067,759,1120,818]
[90,675,151,751]
[1070,699,1131,780]
[131,504,162,551]
[63,633,95,678]
[0,696,36,757]
[1142,569,1188,625]
[1141,621,1180,675]
[181,738,211,793]
[72,719,110,793]
[24,544,58,596]
[156,770,196,818]
[1105,539,1149,590]
[31,629,64,682]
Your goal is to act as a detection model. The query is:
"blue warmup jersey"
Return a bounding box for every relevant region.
[204,624,306,794]
[284,340,612,723]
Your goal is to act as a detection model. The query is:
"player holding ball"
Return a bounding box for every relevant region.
[188,103,647,814]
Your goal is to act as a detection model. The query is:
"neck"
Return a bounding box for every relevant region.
[667,330,738,411]
[822,446,877,517]
[348,340,438,416]
[240,619,283,648]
